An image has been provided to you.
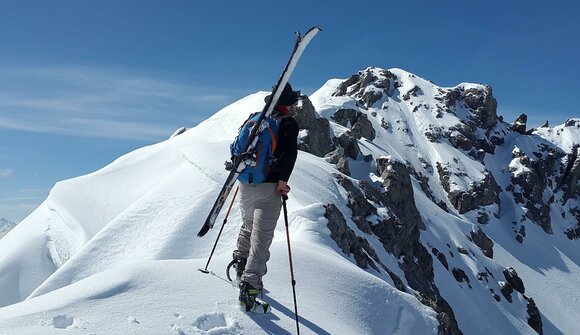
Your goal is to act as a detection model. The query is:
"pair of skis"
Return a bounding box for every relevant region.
[196,26,322,238]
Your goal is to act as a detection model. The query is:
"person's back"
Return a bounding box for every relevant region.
[231,83,300,312]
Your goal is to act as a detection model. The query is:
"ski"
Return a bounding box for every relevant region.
[206,270,272,314]
[197,26,321,237]
[241,297,271,314]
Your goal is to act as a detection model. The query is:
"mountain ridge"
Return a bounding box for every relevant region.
[0,67,579,334]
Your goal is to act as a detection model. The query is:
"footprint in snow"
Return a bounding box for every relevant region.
[192,313,240,334]
[52,314,74,329]
[171,324,186,335]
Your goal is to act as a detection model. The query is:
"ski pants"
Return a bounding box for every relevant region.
[233,182,282,290]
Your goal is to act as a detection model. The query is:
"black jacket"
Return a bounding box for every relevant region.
[265,117,298,183]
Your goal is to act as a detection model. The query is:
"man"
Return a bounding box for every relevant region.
[231,83,300,311]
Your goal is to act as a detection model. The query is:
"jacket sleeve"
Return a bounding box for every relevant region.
[275,118,299,182]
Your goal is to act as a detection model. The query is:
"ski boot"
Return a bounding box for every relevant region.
[239,281,270,314]
[226,257,246,284]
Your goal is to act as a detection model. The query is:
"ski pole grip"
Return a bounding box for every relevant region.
[282,195,289,201]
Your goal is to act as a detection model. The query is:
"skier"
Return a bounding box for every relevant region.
[230,83,300,312]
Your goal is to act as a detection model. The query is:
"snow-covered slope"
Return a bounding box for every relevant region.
[1,67,579,334]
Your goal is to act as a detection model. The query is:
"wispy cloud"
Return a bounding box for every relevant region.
[0,66,244,140]
[0,168,14,178]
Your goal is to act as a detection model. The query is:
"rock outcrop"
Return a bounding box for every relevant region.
[312,67,560,334]
[469,228,494,258]
[560,145,580,202]
[437,164,501,214]
[508,146,562,234]
[324,203,405,291]
[294,97,333,157]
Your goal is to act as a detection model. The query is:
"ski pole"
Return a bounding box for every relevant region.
[199,185,240,274]
[282,195,300,335]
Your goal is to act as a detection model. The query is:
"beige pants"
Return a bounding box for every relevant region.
[233,183,282,290]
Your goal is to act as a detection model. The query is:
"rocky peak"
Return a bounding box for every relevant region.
[293,96,333,157]
[512,114,528,134]
[304,66,580,334]
[440,84,498,129]
[332,67,401,108]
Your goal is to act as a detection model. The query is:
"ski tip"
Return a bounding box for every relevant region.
[297,26,322,39]
[198,268,210,274]
[197,226,209,237]
[306,26,322,35]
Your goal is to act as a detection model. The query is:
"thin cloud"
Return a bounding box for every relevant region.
[0,196,45,201]
[0,66,244,141]
[0,168,14,178]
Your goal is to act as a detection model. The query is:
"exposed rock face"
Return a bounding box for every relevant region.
[336,133,361,159]
[332,108,358,127]
[336,158,351,176]
[564,207,580,239]
[503,267,525,294]
[444,88,462,109]
[512,114,528,134]
[333,68,400,108]
[362,90,383,107]
[451,268,472,288]
[463,86,498,129]
[442,85,498,129]
[324,147,344,164]
[332,108,376,141]
[349,114,376,140]
[508,146,562,234]
[500,281,514,303]
[368,159,462,335]
[333,174,375,234]
[437,164,501,214]
[375,159,425,232]
[318,67,558,334]
[469,228,494,258]
[324,203,406,291]
[334,73,361,96]
[431,247,449,270]
[526,297,543,334]
[403,85,423,101]
[294,97,333,157]
[560,145,580,202]
[445,123,497,161]
[324,203,379,271]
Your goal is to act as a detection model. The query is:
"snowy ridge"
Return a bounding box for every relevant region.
[0,67,579,334]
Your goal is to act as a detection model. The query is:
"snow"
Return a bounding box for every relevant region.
[0,236,438,335]
[533,119,580,152]
[1,66,579,334]
[0,84,437,334]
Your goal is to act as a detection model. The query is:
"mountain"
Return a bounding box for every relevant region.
[0,217,16,240]
[0,67,579,334]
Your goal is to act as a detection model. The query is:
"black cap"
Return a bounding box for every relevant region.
[265,82,301,107]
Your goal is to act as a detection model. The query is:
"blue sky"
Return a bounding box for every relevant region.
[1,1,579,222]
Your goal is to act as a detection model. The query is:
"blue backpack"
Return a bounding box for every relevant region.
[230,113,281,184]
